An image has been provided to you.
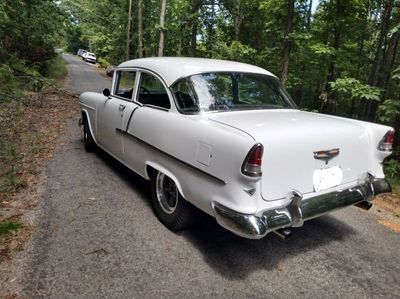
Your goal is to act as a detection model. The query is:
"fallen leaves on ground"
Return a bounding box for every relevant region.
[375,187,400,218]
[0,87,79,263]
[378,219,400,233]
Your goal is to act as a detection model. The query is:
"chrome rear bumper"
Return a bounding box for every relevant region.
[213,178,391,239]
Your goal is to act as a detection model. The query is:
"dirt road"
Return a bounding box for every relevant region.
[10,54,400,298]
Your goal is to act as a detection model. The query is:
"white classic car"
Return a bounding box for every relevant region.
[79,57,393,239]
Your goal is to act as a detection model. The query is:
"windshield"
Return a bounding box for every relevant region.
[171,72,296,114]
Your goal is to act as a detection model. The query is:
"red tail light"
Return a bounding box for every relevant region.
[242,144,263,177]
[378,130,395,152]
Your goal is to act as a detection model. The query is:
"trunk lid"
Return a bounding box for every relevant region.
[208,109,370,200]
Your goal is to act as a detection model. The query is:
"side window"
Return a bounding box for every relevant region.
[137,72,171,109]
[114,71,136,100]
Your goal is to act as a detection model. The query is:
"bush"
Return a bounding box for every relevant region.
[384,159,400,182]
[97,57,110,68]
[42,54,68,79]
[0,55,41,99]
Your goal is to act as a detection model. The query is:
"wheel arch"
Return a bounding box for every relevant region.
[145,162,186,198]
[81,109,98,144]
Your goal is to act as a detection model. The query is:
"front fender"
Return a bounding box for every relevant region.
[81,109,99,144]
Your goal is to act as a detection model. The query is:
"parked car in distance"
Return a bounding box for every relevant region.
[79,57,393,239]
[84,52,96,64]
[106,65,115,77]
[78,49,87,57]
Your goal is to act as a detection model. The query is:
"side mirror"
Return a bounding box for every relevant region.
[103,88,110,97]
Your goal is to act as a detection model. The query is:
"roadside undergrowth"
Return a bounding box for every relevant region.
[0,87,79,263]
[375,183,400,232]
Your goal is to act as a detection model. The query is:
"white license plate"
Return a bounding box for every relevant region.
[313,165,343,192]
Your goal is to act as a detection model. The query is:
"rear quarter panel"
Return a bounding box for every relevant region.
[319,114,393,178]
[124,107,261,215]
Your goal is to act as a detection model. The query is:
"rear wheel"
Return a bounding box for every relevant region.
[151,171,194,231]
[83,117,96,152]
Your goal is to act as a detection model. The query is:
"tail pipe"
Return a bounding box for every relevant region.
[354,201,373,210]
[273,228,293,240]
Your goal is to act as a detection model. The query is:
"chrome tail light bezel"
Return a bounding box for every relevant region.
[378,130,395,152]
[241,143,264,177]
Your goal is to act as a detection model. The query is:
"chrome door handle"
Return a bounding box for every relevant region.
[119,104,126,111]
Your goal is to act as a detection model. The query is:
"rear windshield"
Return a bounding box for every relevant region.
[171,72,296,114]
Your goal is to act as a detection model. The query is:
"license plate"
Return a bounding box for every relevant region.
[313,165,343,192]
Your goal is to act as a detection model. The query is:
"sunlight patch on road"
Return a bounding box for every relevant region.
[378,219,400,233]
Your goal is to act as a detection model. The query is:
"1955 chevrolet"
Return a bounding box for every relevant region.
[79,57,393,239]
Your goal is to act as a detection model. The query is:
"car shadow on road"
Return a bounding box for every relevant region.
[92,147,152,204]
[89,140,357,280]
[180,212,357,280]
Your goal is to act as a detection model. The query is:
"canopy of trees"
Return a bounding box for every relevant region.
[1,0,400,172]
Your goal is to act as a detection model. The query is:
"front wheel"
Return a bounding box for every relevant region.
[83,117,96,152]
[151,171,194,231]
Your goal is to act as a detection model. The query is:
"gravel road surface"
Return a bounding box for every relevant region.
[15,54,400,298]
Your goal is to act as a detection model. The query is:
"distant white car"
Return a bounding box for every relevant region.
[83,52,96,64]
[79,57,393,239]
[78,49,87,57]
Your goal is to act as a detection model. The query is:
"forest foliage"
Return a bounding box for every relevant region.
[0,0,66,95]
[1,0,400,178]
[64,0,400,148]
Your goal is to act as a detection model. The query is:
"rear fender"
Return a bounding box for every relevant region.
[144,161,185,198]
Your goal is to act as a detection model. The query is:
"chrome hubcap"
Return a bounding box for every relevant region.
[156,172,178,214]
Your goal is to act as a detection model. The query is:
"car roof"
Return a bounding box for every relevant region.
[118,57,276,86]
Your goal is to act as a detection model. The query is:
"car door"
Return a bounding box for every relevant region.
[122,70,173,174]
[97,69,139,159]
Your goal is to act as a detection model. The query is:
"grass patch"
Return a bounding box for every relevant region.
[0,105,27,195]
[0,221,22,236]
[45,54,68,80]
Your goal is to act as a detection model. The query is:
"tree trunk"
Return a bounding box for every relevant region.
[138,0,143,58]
[207,0,216,55]
[377,29,400,98]
[158,0,167,57]
[294,0,312,107]
[320,0,343,115]
[279,0,295,87]
[367,0,393,86]
[351,0,369,118]
[234,0,244,41]
[393,113,400,151]
[363,0,393,120]
[306,0,312,28]
[189,0,202,57]
[190,21,197,57]
[125,0,132,60]
[366,29,400,121]
[321,27,341,114]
